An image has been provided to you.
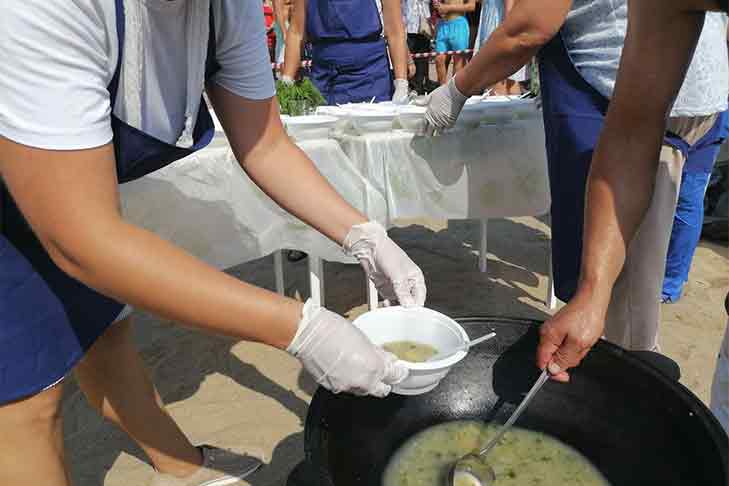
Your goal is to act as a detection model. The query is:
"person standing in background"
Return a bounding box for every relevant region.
[402,0,434,94]
[273,0,294,69]
[662,111,729,303]
[264,0,277,62]
[471,0,508,95]
[282,0,411,105]
[434,0,475,85]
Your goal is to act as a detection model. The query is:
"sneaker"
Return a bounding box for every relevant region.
[150,445,264,486]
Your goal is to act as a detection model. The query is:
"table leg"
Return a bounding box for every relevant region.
[479,219,488,274]
[546,244,557,310]
[367,278,379,310]
[309,256,325,307]
[274,250,285,295]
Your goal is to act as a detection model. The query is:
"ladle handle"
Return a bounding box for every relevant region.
[467,332,497,349]
[477,369,550,457]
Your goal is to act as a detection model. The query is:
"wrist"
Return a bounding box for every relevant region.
[285,298,314,353]
[449,74,469,102]
[452,71,474,98]
[575,276,613,305]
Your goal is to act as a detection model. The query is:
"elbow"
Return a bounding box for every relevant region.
[503,8,564,55]
[507,23,556,55]
[43,235,97,287]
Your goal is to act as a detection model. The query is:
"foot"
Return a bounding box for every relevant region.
[150,445,264,486]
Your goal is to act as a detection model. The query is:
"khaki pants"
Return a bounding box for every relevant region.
[603,114,718,351]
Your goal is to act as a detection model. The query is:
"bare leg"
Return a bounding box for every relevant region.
[0,384,70,485]
[491,80,508,95]
[506,79,523,95]
[436,54,449,85]
[74,318,203,478]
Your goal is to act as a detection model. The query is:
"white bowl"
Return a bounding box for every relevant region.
[284,115,339,141]
[396,105,427,133]
[481,96,519,123]
[314,106,351,130]
[456,103,487,128]
[347,109,396,134]
[353,306,469,395]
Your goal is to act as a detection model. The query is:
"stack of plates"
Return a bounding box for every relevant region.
[343,104,397,134]
[283,115,339,141]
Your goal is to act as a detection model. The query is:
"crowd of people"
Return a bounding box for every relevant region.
[0,1,727,485]
[263,0,533,102]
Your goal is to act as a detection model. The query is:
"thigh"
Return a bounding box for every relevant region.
[0,383,70,486]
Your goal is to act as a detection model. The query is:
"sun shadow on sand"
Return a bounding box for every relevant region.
[62,217,553,485]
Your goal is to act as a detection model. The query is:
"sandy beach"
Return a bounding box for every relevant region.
[62,217,728,485]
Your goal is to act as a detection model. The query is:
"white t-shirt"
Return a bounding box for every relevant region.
[563,0,729,117]
[0,0,275,151]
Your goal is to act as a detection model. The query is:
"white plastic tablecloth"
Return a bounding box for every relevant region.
[338,120,550,221]
[119,116,550,269]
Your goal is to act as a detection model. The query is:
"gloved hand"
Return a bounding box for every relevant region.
[344,222,426,307]
[422,76,469,135]
[392,79,411,104]
[280,75,295,85]
[287,299,408,397]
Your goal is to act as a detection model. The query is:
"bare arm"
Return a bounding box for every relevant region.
[207,84,367,244]
[536,0,711,380]
[382,0,410,80]
[282,0,306,79]
[454,0,571,95]
[580,2,705,301]
[273,0,288,42]
[0,139,301,350]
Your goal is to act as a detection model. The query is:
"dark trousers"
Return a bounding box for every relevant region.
[407,33,431,94]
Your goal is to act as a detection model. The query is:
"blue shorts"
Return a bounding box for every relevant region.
[435,16,470,53]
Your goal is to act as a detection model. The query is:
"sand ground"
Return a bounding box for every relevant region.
[62,217,728,485]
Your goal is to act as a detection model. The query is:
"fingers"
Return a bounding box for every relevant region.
[412,280,427,307]
[370,382,392,398]
[537,322,563,370]
[413,94,431,106]
[425,121,437,137]
[392,274,427,308]
[381,353,409,385]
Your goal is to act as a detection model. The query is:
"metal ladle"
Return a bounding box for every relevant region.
[447,369,550,486]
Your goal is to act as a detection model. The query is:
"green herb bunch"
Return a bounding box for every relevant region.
[276,78,327,116]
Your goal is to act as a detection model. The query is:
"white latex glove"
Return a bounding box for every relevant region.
[422,76,469,135]
[280,75,295,85]
[287,299,408,397]
[392,79,411,104]
[344,222,426,307]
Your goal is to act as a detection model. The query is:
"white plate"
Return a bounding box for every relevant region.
[284,115,339,141]
[396,105,427,133]
[347,108,396,134]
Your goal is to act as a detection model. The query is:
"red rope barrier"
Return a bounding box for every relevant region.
[271,49,473,70]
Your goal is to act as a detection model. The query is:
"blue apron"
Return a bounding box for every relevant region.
[306,0,393,105]
[0,0,218,404]
[662,110,729,302]
[538,33,700,302]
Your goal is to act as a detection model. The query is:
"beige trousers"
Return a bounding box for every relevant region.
[603,114,718,351]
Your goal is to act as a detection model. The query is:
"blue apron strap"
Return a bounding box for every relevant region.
[664,131,691,160]
[205,3,220,81]
[108,0,125,99]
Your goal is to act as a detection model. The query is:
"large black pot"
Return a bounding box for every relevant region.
[296,317,728,486]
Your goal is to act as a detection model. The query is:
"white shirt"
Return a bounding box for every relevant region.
[0,0,275,151]
[401,0,431,35]
[563,0,728,117]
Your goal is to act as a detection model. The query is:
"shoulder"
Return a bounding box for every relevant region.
[0,0,118,149]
